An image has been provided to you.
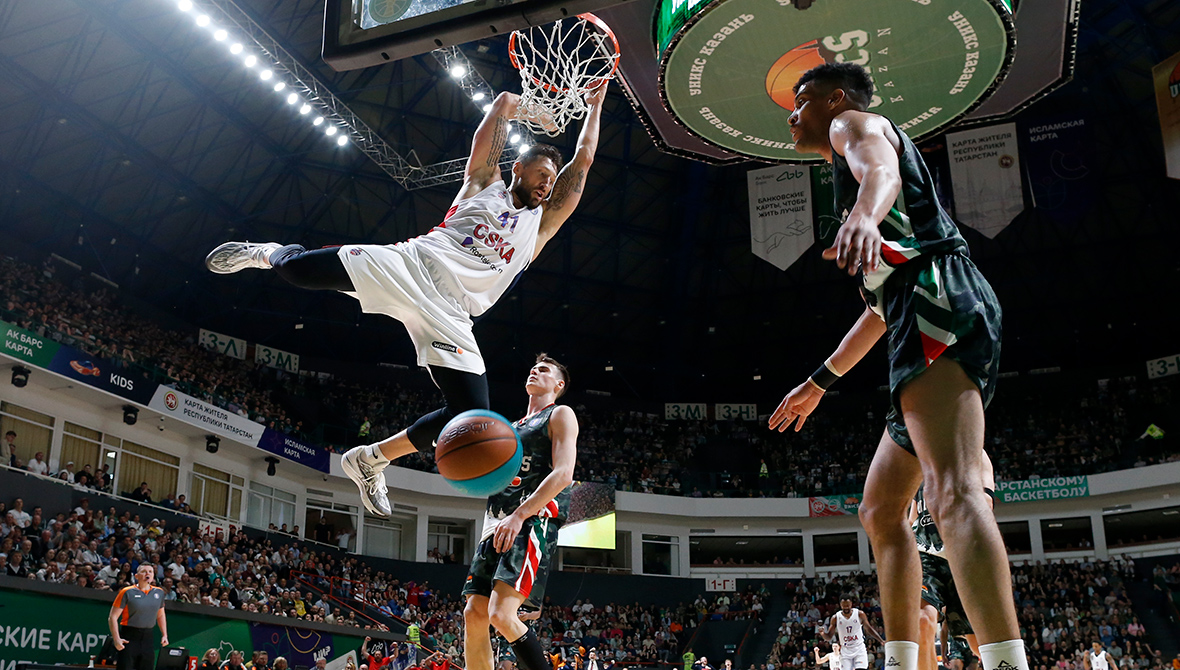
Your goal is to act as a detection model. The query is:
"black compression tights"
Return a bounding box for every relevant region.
[406,365,491,453]
[268,245,491,453]
[269,245,355,292]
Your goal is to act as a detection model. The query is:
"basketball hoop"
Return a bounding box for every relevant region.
[508,13,620,137]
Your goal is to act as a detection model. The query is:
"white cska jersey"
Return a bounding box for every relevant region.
[413,179,541,317]
[1089,652,1109,670]
[835,609,866,654]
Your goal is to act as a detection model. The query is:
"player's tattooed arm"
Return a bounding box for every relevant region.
[464,92,521,191]
[534,81,607,260]
[546,167,586,213]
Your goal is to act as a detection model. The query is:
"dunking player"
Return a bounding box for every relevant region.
[766,62,1021,670]
[911,451,995,670]
[463,354,577,670]
[824,596,884,670]
[204,85,604,517]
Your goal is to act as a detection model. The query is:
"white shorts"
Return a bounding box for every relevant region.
[841,650,868,670]
[337,242,485,375]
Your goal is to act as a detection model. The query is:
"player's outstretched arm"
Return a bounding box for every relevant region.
[534,81,607,259]
[491,406,578,552]
[768,307,885,433]
[823,111,903,275]
[464,92,522,193]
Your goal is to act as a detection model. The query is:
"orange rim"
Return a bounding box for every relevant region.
[508,13,621,94]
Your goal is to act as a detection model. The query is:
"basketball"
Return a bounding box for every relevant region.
[435,410,523,497]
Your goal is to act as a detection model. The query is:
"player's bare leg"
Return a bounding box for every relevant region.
[488,582,550,670]
[465,594,496,670]
[901,357,1023,666]
[918,604,939,670]
[858,433,923,644]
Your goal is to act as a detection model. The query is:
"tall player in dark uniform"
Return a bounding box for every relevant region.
[463,354,577,670]
[767,63,1022,670]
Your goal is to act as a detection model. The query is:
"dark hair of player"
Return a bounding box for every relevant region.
[518,143,565,172]
[793,62,875,111]
[840,593,853,602]
[536,353,570,399]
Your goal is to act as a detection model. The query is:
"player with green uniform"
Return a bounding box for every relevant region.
[769,62,1022,670]
[463,354,578,670]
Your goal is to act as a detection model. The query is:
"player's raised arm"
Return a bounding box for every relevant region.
[465,92,522,191]
[823,111,903,275]
[534,82,607,259]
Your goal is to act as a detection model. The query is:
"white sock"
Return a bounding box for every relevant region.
[978,640,1029,670]
[884,641,918,670]
[364,443,390,465]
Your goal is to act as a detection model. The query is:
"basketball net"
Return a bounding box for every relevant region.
[508,14,620,137]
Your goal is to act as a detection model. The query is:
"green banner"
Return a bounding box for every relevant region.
[0,320,60,368]
[0,587,372,667]
[995,476,1090,503]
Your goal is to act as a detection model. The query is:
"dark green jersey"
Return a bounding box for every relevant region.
[485,404,571,526]
[912,486,945,558]
[831,118,969,319]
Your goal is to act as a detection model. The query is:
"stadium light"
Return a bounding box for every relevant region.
[482,103,493,113]
[259,69,273,81]
[313,116,324,126]
[214,29,228,41]
[230,43,243,54]
[299,104,311,115]
[449,64,467,78]
[509,134,521,145]
[195,14,210,27]
[472,92,486,101]
[286,92,298,104]
[325,125,338,136]
[336,135,348,146]
[243,54,257,68]
[177,0,193,11]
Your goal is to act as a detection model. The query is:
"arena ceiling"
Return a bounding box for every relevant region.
[2,0,1179,401]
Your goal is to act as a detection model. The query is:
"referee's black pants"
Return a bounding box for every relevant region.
[116,626,157,670]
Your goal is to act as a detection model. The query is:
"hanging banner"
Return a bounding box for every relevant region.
[748,165,815,271]
[808,494,861,517]
[256,344,300,373]
[1020,115,1094,222]
[257,429,331,473]
[946,123,1023,238]
[811,164,841,249]
[1154,50,1180,180]
[995,476,1089,503]
[199,328,247,360]
[150,386,266,446]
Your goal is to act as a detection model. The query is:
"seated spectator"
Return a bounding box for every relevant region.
[27,452,48,476]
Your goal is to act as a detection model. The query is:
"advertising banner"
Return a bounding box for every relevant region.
[1,320,61,368]
[0,587,371,667]
[808,494,862,518]
[947,123,1023,238]
[257,429,331,473]
[150,386,266,446]
[1,320,154,404]
[995,476,1089,503]
[748,165,814,271]
[199,329,247,360]
[256,344,300,373]
[1153,50,1180,180]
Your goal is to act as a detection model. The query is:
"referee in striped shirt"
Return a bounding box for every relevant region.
[109,563,170,670]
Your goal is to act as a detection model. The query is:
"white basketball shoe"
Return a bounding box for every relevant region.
[341,445,392,517]
[205,241,283,274]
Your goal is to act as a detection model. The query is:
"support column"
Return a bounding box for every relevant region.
[415,512,430,563]
[1091,512,1109,559]
[857,530,872,571]
[632,531,645,575]
[803,530,816,578]
[1029,519,1045,562]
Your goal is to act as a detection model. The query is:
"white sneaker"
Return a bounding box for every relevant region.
[341,445,392,517]
[205,241,283,275]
